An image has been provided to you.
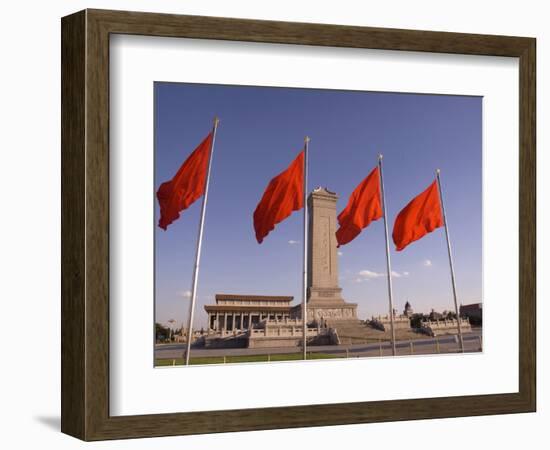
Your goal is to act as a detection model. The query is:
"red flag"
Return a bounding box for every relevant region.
[156,132,213,230]
[253,151,304,244]
[336,167,383,247]
[392,180,443,251]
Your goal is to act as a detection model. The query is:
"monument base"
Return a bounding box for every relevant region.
[307,287,357,323]
[291,297,358,324]
[307,302,358,323]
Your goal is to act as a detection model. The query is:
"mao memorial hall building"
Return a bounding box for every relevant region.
[205,294,296,332]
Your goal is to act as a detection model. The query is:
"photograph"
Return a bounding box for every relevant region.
[0,0,542,446]
[153,82,483,366]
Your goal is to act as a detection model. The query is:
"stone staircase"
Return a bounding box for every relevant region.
[329,320,387,345]
[203,332,248,349]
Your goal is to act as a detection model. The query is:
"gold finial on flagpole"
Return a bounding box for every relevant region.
[304,136,311,144]
[436,168,441,174]
[378,153,383,160]
[213,116,220,128]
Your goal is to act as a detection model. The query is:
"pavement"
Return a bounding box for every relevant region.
[155,329,483,360]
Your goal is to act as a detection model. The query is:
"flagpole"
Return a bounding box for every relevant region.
[184,117,219,366]
[378,154,397,356]
[435,169,465,353]
[302,136,310,360]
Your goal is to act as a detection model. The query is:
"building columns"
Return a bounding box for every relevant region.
[206,309,297,332]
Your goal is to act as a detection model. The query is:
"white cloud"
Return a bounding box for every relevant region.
[359,270,385,279]
[337,251,343,256]
[423,259,433,267]
[178,290,192,298]
[390,270,410,278]
[358,269,409,280]
[288,240,299,245]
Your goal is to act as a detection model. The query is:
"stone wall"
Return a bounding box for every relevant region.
[420,318,472,336]
[247,326,335,348]
[369,315,411,331]
[204,335,248,349]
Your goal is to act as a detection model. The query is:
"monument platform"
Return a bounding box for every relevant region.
[304,187,358,324]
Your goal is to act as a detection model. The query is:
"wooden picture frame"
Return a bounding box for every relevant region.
[61,9,536,441]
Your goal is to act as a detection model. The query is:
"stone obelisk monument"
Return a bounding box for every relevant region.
[306,187,357,324]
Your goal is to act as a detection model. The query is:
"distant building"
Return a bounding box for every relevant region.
[202,294,338,349]
[368,302,413,331]
[403,301,413,317]
[460,303,482,323]
[204,294,294,332]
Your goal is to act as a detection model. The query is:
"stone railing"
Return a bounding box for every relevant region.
[249,327,320,338]
[420,318,472,336]
[369,314,411,331]
[246,326,336,348]
[258,318,303,328]
[173,330,208,343]
[371,314,410,322]
[211,329,248,338]
[422,318,470,328]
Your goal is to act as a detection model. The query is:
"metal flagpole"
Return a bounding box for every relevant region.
[435,169,465,353]
[378,154,397,356]
[184,117,220,366]
[302,136,310,360]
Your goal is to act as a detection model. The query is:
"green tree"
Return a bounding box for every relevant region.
[409,313,425,329]
[155,323,170,342]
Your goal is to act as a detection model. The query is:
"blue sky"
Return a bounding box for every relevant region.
[154,82,482,330]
